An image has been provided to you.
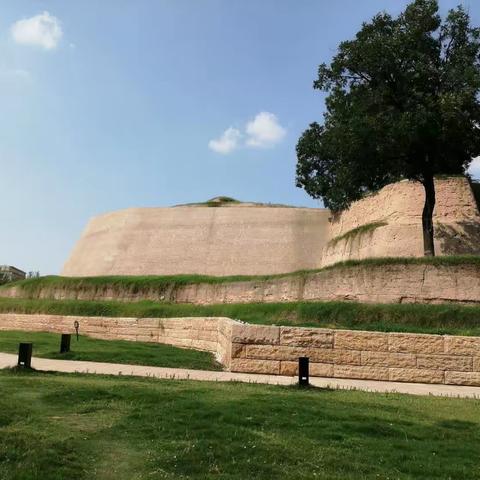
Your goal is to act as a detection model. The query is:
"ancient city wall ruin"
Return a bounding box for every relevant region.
[4,262,480,305]
[322,176,480,266]
[61,177,480,277]
[62,205,330,277]
[2,313,480,387]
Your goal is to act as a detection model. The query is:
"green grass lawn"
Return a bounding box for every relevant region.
[0,369,479,479]
[2,297,480,335]
[0,330,221,371]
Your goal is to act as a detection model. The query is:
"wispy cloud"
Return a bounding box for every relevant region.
[208,127,242,154]
[209,112,286,155]
[11,11,62,50]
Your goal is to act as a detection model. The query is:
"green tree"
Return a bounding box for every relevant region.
[296,0,480,256]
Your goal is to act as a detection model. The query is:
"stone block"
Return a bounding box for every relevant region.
[231,343,246,358]
[311,362,334,377]
[245,345,302,361]
[231,324,280,345]
[135,334,158,343]
[280,327,333,348]
[279,361,333,377]
[245,344,361,365]
[474,357,480,372]
[279,361,297,376]
[79,319,106,328]
[334,365,390,381]
[416,354,472,372]
[230,359,280,375]
[159,337,194,348]
[361,351,416,368]
[445,336,480,356]
[195,330,218,341]
[445,371,480,387]
[136,318,160,328]
[389,368,444,384]
[334,330,388,352]
[388,333,444,354]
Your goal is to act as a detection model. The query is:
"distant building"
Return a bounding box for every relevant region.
[0,265,26,283]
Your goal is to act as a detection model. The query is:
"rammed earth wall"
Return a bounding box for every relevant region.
[321,177,480,266]
[59,177,480,276]
[2,313,480,387]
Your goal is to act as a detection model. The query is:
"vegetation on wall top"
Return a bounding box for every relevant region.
[326,221,388,247]
[1,255,480,298]
[2,297,480,336]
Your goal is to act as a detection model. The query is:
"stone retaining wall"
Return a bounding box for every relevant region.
[3,263,480,305]
[0,314,224,355]
[1,313,479,387]
[228,324,480,387]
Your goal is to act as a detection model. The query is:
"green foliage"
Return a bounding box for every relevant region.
[3,297,480,336]
[1,370,480,479]
[204,196,240,207]
[296,0,480,211]
[327,221,388,246]
[0,330,221,370]
[208,196,238,202]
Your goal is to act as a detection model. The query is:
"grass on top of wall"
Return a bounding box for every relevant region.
[2,297,480,336]
[0,330,221,370]
[1,369,479,480]
[2,255,480,298]
[327,221,388,247]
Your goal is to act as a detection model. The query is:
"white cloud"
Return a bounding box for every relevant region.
[469,156,480,180]
[11,12,62,50]
[208,127,242,154]
[245,112,286,148]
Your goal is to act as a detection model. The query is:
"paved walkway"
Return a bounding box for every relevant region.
[1,352,479,398]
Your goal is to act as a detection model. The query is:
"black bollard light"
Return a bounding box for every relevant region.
[74,320,80,341]
[60,334,71,353]
[298,356,309,386]
[18,342,33,368]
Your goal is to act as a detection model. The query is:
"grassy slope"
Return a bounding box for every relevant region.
[2,297,480,336]
[0,369,479,480]
[3,255,480,298]
[0,330,221,370]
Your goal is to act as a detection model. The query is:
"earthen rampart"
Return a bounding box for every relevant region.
[322,177,480,266]
[62,206,330,277]
[61,177,480,277]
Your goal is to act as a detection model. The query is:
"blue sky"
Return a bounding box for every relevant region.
[1,0,479,274]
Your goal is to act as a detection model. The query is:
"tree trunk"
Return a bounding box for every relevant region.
[421,174,436,256]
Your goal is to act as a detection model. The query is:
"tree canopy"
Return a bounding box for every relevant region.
[296,0,480,255]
